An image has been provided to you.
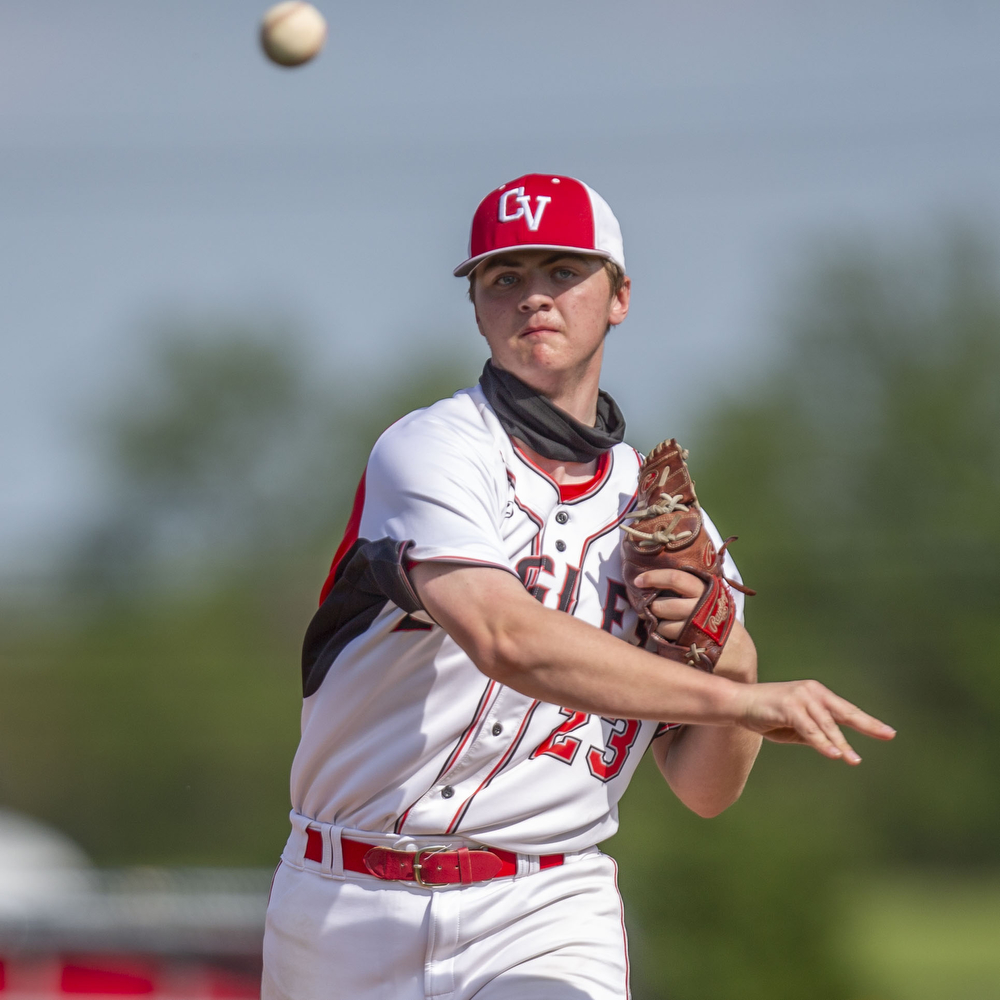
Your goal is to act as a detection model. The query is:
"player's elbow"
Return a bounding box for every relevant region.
[467,607,556,693]
[685,792,742,819]
[665,762,753,818]
[413,563,555,689]
[477,625,540,687]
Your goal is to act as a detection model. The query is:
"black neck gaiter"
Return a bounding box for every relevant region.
[478,361,626,463]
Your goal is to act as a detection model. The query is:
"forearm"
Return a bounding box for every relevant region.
[654,621,762,816]
[655,725,762,817]
[495,605,745,724]
[414,563,747,726]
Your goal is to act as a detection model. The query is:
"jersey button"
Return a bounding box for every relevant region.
[555,511,569,524]
[555,540,567,552]
[491,722,503,736]
[441,785,455,799]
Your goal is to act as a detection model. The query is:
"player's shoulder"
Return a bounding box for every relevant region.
[611,440,644,479]
[370,384,504,471]
[375,384,497,448]
[614,440,643,464]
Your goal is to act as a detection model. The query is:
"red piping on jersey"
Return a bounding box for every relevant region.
[445,700,541,834]
[394,678,498,835]
[512,444,611,503]
[511,495,546,588]
[559,482,639,616]
[319,471,367,605]
[437,680,498,777]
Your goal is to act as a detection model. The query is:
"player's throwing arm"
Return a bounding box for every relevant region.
[412,560,895,767]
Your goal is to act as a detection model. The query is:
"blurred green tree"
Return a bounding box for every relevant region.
[0,318,480,864]
[608,229,1000,998]
[694,229,1000,865]
[70,322,335,594]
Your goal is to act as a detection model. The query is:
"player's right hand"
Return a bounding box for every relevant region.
[736,680,895,765]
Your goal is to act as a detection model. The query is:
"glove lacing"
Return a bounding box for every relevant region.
[620,492,693,549]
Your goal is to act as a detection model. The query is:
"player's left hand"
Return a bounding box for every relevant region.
[637,569,757,684]
[635,568,705,642]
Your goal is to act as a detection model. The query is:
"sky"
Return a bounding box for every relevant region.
[2,0,1000,578]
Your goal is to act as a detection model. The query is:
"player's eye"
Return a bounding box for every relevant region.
[553,267,576,280]
[495,273,518,287]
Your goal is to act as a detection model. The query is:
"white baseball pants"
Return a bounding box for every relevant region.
[261,824,631,1000]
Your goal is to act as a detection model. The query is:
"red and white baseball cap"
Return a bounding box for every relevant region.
[454,173,625,277]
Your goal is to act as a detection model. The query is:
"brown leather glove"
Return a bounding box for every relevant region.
[620,439,753,672]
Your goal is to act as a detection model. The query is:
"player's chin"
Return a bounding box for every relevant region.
[518,333,567,360]
[510,348,566,379]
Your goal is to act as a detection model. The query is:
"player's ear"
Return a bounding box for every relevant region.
[608,275,631,329]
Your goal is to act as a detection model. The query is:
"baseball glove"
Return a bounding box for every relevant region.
[620,439,754,672]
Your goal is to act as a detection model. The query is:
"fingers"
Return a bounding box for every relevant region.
[804,701,862,764]
[649,597,698,622]
[759,726,805,745]
[744,680,896,766]
[637,570,704,641]
[649,595,697,618]
[824,693,897,742]
[652,597,697,639]
[634,569,704,599]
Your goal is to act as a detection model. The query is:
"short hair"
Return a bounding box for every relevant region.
[467,257,626,304]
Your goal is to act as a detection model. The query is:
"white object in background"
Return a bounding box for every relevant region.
[260,2,328,67]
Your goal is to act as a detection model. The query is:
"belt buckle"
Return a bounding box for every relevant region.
[411,846,451,888]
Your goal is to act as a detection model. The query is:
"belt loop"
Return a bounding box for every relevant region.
[328,827,344,876]
[517,852,539,878]
[456,846,473,884]
[286,810,310,866]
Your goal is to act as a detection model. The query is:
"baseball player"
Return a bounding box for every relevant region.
[261,174,894,1000]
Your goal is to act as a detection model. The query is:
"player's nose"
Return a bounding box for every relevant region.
[518,279,555,311]
[518,292,553,312]
[516,268,556,311]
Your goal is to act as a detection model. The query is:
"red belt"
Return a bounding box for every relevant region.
[304,828,564,886]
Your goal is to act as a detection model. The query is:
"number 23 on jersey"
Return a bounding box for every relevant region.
[530,708,642,782]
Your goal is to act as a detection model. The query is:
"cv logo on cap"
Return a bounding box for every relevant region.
[453,173,626,277]
[498,187,552,232]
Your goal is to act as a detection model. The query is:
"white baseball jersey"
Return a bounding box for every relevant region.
[290,384,744,856]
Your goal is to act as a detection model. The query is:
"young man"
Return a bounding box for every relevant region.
[262,174,894,1000]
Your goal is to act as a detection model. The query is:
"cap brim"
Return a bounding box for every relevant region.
[453,245,615,278]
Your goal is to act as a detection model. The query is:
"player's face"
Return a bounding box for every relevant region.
[472,251,630,394]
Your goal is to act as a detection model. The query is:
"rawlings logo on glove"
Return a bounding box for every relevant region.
[620,439,754,672]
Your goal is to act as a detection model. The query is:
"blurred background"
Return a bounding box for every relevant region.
[1,2,999,998]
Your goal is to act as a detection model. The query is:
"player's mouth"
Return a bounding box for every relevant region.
[518,324,562,338]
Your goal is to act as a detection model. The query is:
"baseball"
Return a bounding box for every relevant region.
[260,2,327,67]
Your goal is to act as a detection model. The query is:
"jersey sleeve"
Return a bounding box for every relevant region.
[361,411,515,573]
